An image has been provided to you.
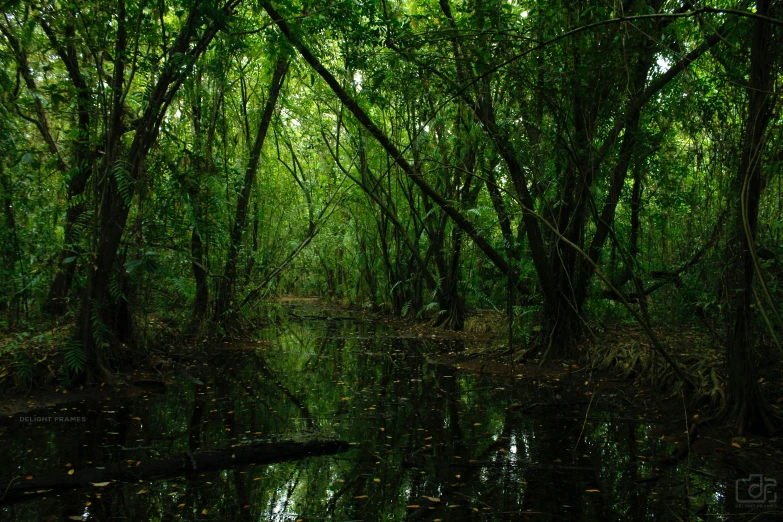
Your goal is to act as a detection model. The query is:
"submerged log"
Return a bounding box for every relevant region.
[0,440,350,503]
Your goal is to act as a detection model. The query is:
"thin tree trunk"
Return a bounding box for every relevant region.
[215,58,288,326]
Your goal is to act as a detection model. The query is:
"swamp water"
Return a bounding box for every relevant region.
[0,307,754,520]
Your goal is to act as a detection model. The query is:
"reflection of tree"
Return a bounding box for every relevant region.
[252,352,316,430]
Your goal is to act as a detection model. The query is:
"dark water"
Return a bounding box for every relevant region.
[0,307,754,520]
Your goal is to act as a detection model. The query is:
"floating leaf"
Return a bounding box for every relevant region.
[136,489,149,495]
[586,489,601,493]
[68,469,75,475]
[91,482,111,487]
[354,495,368,499]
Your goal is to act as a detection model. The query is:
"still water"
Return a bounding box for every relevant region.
[0,305,744,520]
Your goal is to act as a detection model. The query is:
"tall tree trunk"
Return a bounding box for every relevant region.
[75,2,227,381]
[35,14,95,315]
[725,0,779,434]
[215,58,288,326]
[191,227,209,324]
[0,162,23,323]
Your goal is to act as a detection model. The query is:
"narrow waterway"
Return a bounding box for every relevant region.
[1,305,741,520]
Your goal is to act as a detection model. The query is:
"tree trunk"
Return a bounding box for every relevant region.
[36,14,95,315]
[0,440,349,504]
[191,227,209,324]
[215,58,288,327]
[725,0,779,434]
[75,2,226,381]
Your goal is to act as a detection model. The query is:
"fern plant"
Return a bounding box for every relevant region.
[63,339,86,373]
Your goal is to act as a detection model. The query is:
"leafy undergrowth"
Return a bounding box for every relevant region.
[589,324,727,406]
[0,322,73,391]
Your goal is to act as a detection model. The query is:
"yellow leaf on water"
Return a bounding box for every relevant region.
[68,469,75,475]
[586,489,601,493]
[91,482,111,487]
[731,442,741,448]
[354,495,368,499]
[424,496,441,502]
[201,509,208,515]
[373,478,380,482]
[406,505,421,509]
[136,489,149,495]
[176,503,185,508]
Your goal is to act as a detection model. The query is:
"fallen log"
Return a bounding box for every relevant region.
[0,440,350,504]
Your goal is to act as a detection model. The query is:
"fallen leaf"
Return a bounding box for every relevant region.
[354,495,368,499]
[136,489,149,495]
[586,489,601,493]
[91,482,111,487]
[423,496,441,502]
[406,505,421,509]
[68,469,75,475]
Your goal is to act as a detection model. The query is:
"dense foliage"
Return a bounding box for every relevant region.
[1,0,781,432]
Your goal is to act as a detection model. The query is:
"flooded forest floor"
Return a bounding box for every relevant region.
[1,299,782,520]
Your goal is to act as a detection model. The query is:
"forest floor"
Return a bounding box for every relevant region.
[2,299,783,487]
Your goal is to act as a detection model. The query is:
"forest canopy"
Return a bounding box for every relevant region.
[0,0,782,433]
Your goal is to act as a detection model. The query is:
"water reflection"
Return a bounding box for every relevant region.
[0,310,744,520]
